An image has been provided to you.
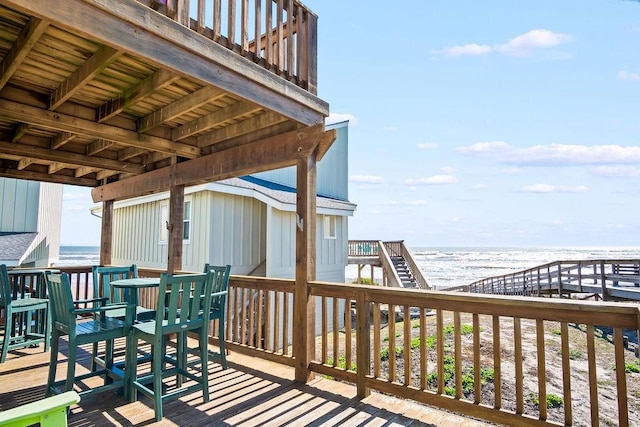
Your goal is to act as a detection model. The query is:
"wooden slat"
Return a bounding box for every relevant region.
[473,313,481,404]
[536,319,547,421]
[373,302,381,378]
[454,311,462,399]
[86,139,113,156]
[514,317,524,414]
[404,305,411,386]
[171,101,262,140]
[560,322,572,425]
[0,17,48,90]
[614,327,629,426]
[388,303,396,383]
[321,296,327,363]
[492,315,501,409]
[196,111,288,149]
[50,132,75,150]
[436,309,444,394]
[332,297,338,365]
[586,325,599,425]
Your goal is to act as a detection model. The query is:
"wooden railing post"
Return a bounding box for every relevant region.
[356,292,370,398]
[99,199,113,266]
[600,261,607,301]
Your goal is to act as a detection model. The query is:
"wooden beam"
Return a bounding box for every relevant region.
[171,101,263,141]
[50,132,75,150]
[91,124,326,202]
[0,140,146,174]
[202,120,297,155]
[293,148,318,383]
[137,86,226,132]
[4,0,328,125]
[12,124,30,142]
[118,147,147,161]
[196,111,286,148]
[49,45,122,110]
[48,162,67,174]
[167,185,184,274]
[0,167,98,186]
[17,158,35,170]
[100,200,113,265]
[75,166,96,177]
[96,68,180,123]
[0,17,49,90]
[86,139,114,156]
[315,128,336,161]
[95,169,121,181]
[0,100,200,159]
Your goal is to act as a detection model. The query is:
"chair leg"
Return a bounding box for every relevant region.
[104,339,114,385]
[125,334,137,403]
[0,316,9,363]
[152,337,164,422]
[46,333,59,396]
[218,318,227,369]
[43,304,49,353]
[91,342,98,371]
[65,338,77,393]
[177,332,185,387]
[200,329,210,403]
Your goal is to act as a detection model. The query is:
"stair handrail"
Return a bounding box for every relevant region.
[382,241,431,290]
[377,241,403,288]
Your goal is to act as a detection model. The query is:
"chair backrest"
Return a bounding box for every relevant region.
[46,273,76,334]
[155,272,213,336]
[203,264,231,310]
[92,265,138,304]
[0,264,11,311]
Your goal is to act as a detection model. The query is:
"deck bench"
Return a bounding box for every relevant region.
[0,391,80,427]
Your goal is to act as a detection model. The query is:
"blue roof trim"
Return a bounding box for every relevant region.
[240,176,296,193]
[240,176,345,202]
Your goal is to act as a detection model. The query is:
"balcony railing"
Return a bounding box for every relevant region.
[141,0,318,93]
[57,266,640,426]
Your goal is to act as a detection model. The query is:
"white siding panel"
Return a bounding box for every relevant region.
[0,178,39,232]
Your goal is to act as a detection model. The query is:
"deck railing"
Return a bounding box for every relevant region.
[449,259,640,302]
[140,0,318,93]
[56,265,640,426]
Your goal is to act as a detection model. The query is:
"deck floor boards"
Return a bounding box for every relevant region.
[0,339,492,426]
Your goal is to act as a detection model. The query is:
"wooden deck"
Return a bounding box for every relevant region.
[0,339,491,426]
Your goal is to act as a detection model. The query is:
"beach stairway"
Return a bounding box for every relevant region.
[391,256,418,288]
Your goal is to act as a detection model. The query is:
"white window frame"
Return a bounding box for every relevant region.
[159,196,192,244]
[323,215,337,240]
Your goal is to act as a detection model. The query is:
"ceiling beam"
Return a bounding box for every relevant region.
[17,158,35,170]
[0,167,98,187]
[119,147,147,161]
[86,139,114,156]
[137,86,226,132]
[48,162,67,174]
[96,68,180,123]
[196,110,286,148]
[0,140,146,174]
[50,132,75,149]
[92,124,327,202]
[75,166,97,177]
[171,101,262,141]
[0,100,200,158]
[49,45,123,110]
[0,17,49,90]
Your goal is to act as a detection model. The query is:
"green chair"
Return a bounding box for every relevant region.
[0,391,80,427]
[203,264,231,369]
[91,265,154,370]
[46,272,134,397]
[0,264,50,363]
[125,272,213,421]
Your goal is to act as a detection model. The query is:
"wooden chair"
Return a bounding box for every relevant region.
[46,272,134,397]
[203,263,231,369]
[0,264,49,363]
[125,272,213,421]
[0,391,80,427]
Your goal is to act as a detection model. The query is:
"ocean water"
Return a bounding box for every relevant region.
[57,246,100,266]
[345,246,640,290]
[60,246,640,290]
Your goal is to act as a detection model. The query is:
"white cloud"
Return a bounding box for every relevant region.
[441,166,456,174]
[349,175,384,184]
[458,142,640,166]
[521,184,588,193]
[403,175,458,185]
[441,43,492,57]
[552,219,563,226]
[592,166,640,177]
[495,29,572,57]
[618,70,640,81]
[439,29,572,58]
[327,112,357,126]
[417,143,438,150]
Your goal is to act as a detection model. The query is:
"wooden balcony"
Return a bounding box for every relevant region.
[0,0,330,192]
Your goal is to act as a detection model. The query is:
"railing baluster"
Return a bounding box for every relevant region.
[536,319,547,421]
[265,0,272,65]
[286,0,294,76]
[388,304,396,382]
[436,309,444,394]
[473,313,481,404]
[276,0,284,72]
[273,290,280,352]
[256,289,264,349]
[254,0,262,59]
[241,0,249,54]
[420,307,427,391]
[197,0,206,33]
[213,0,222,42]
[560,322,572,425]
[493,315,502,409]
[332,296,339,366]
[282,290,289,355]
[614,328,629,425]
[373,302,381,378]
[586,325,599,424]
[454,311,462,399]
[264,289,271,351]
[228,0,236,48]
[404,305,411,386]
[345,298,352,371]
[321,295,327,364]
[514,317,524,414]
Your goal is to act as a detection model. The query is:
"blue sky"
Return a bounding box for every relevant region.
[61,0,640,247]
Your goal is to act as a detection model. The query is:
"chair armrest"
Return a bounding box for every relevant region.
[0,391,80,426]
[73,302,131,316]
[210,291,228,297]
[73,296,109,306]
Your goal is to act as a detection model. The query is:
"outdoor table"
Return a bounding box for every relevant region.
[111,277,160,308]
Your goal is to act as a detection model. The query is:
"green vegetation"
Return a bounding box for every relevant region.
[531,392,563,409]
[352,278,375,285]
[624,361,640,374]
[568,349,583,360]
[552,329,562,335]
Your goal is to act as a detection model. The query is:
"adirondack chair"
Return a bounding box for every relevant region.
[46,273,134,397]
[125,272,213,421]
[91,265,154,370]
[0,264,49,363]
[203,264,231,369]
[0,391,80,427]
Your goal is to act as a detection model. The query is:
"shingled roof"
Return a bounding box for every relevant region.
[0,232,38,267]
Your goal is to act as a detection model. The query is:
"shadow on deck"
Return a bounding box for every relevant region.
[0,340,490,426]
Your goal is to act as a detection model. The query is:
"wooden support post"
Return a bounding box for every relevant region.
[356,292,370,398]
[167,184,184,274]
[600,261,607,301]
[99,200,113,266]
[293,150,317,383]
